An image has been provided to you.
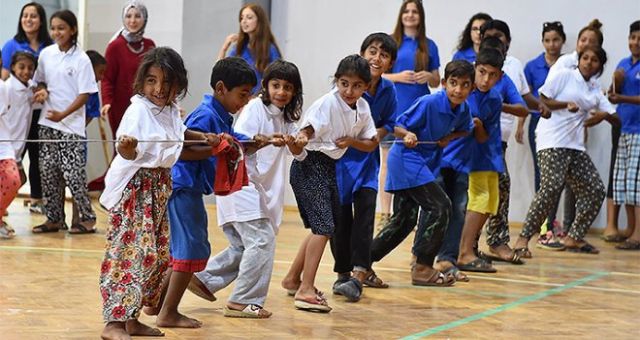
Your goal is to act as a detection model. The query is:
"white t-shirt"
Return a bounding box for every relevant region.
[34,44,97,137]
[215,98,299,232]
[100,95,187,210]
[300,88,377,159]
[547,51,579,80]
[536,68,615,152]
[3,76,35,160]
[0,80,14,160]
[500,55,530,142]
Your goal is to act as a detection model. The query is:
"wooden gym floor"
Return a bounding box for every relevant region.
[0,199,638,339]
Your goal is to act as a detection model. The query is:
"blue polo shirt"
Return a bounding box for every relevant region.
[171,94,248,194]
[385,90,472,192]
[469,88,504,172]
[452,47,476,63]
[228,42,280,95]
[336,77,397,204]
[441,88,503,173]
[85,92,101,118]
[392,35,440,120]
[524,52,552,119]
[1,38,46,70]
[616,56,640,134]
[494,73,526,107]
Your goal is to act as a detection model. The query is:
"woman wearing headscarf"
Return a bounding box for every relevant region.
[100,0,155,137]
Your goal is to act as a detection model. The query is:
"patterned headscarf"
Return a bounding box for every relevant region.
[111,0,148,43]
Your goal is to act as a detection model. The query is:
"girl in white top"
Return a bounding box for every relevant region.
[99,47,220,340]
[0,51,42,239]
[194,60,306,318]
[283,55,377,313]
[548,19,604,80]
[515,46,616,256]
[4,52,38,162]
[31,10,98,234]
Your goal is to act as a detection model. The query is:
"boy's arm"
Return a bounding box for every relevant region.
[502,103,529,117]
[394,125,418,148]
[179,129,221,161]
[472,117,489,143]
[437,130,469,148]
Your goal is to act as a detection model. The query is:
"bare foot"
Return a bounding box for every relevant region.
[142,306,160,316]
[281,277,301,292]
[434,260,454,272]
[126,319,164,337]
[621,228,635,239]
[562,237,585,248]
[156,311,202,328]
[101,322,131,340]
[489,244,514,261]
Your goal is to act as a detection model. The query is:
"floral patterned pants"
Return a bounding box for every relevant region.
[520,148,605,241]
[99,168,172,322]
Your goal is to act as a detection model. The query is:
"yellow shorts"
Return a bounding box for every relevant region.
[467,171,499,215]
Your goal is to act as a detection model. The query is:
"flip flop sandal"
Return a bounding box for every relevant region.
[68,223,97,235]
[412,271,456,287]
[223,304,272,318]
[294,294,332,313]
[601,234,626,243]
[0,223,15,239]
[484,251,526,265]
[187,275,217,302]
[566,243,600,254]
[363,270,389,288]
[443,266,470,282]
[514,247,533,259]
[32,223,61,234]
[615,239,640,250]
[458,258,498,273]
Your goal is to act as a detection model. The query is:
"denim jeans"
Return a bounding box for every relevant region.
[433,168,468,265]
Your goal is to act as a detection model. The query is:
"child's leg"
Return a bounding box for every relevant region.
[26,109,44,202]
[156,190,211,327]
[604,123,622,235]
[156,269,202,328]
[350,188,376,278]
[0,159,21,237]
[195,225,244,294]
[563,152,605,246]
[227,219,275,316]
[515,149,571,249]
[329,203,354,277]
[282,233,310,291]
[435,169,468,270]
[623,205,636,238]
[370,191,420,263]
[378,146,392,217]
[458,172,497,268]
[37,127,65,226]
[60,138,96,231]
[100,169,171,338]
[408,183,450,266]
[485,144,511,251]
[296,233,329,300]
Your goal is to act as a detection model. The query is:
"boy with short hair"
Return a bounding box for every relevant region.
[155,57,267,327]
[330,32,398,301]
[456,48,512,273]
[370,59,475,286]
